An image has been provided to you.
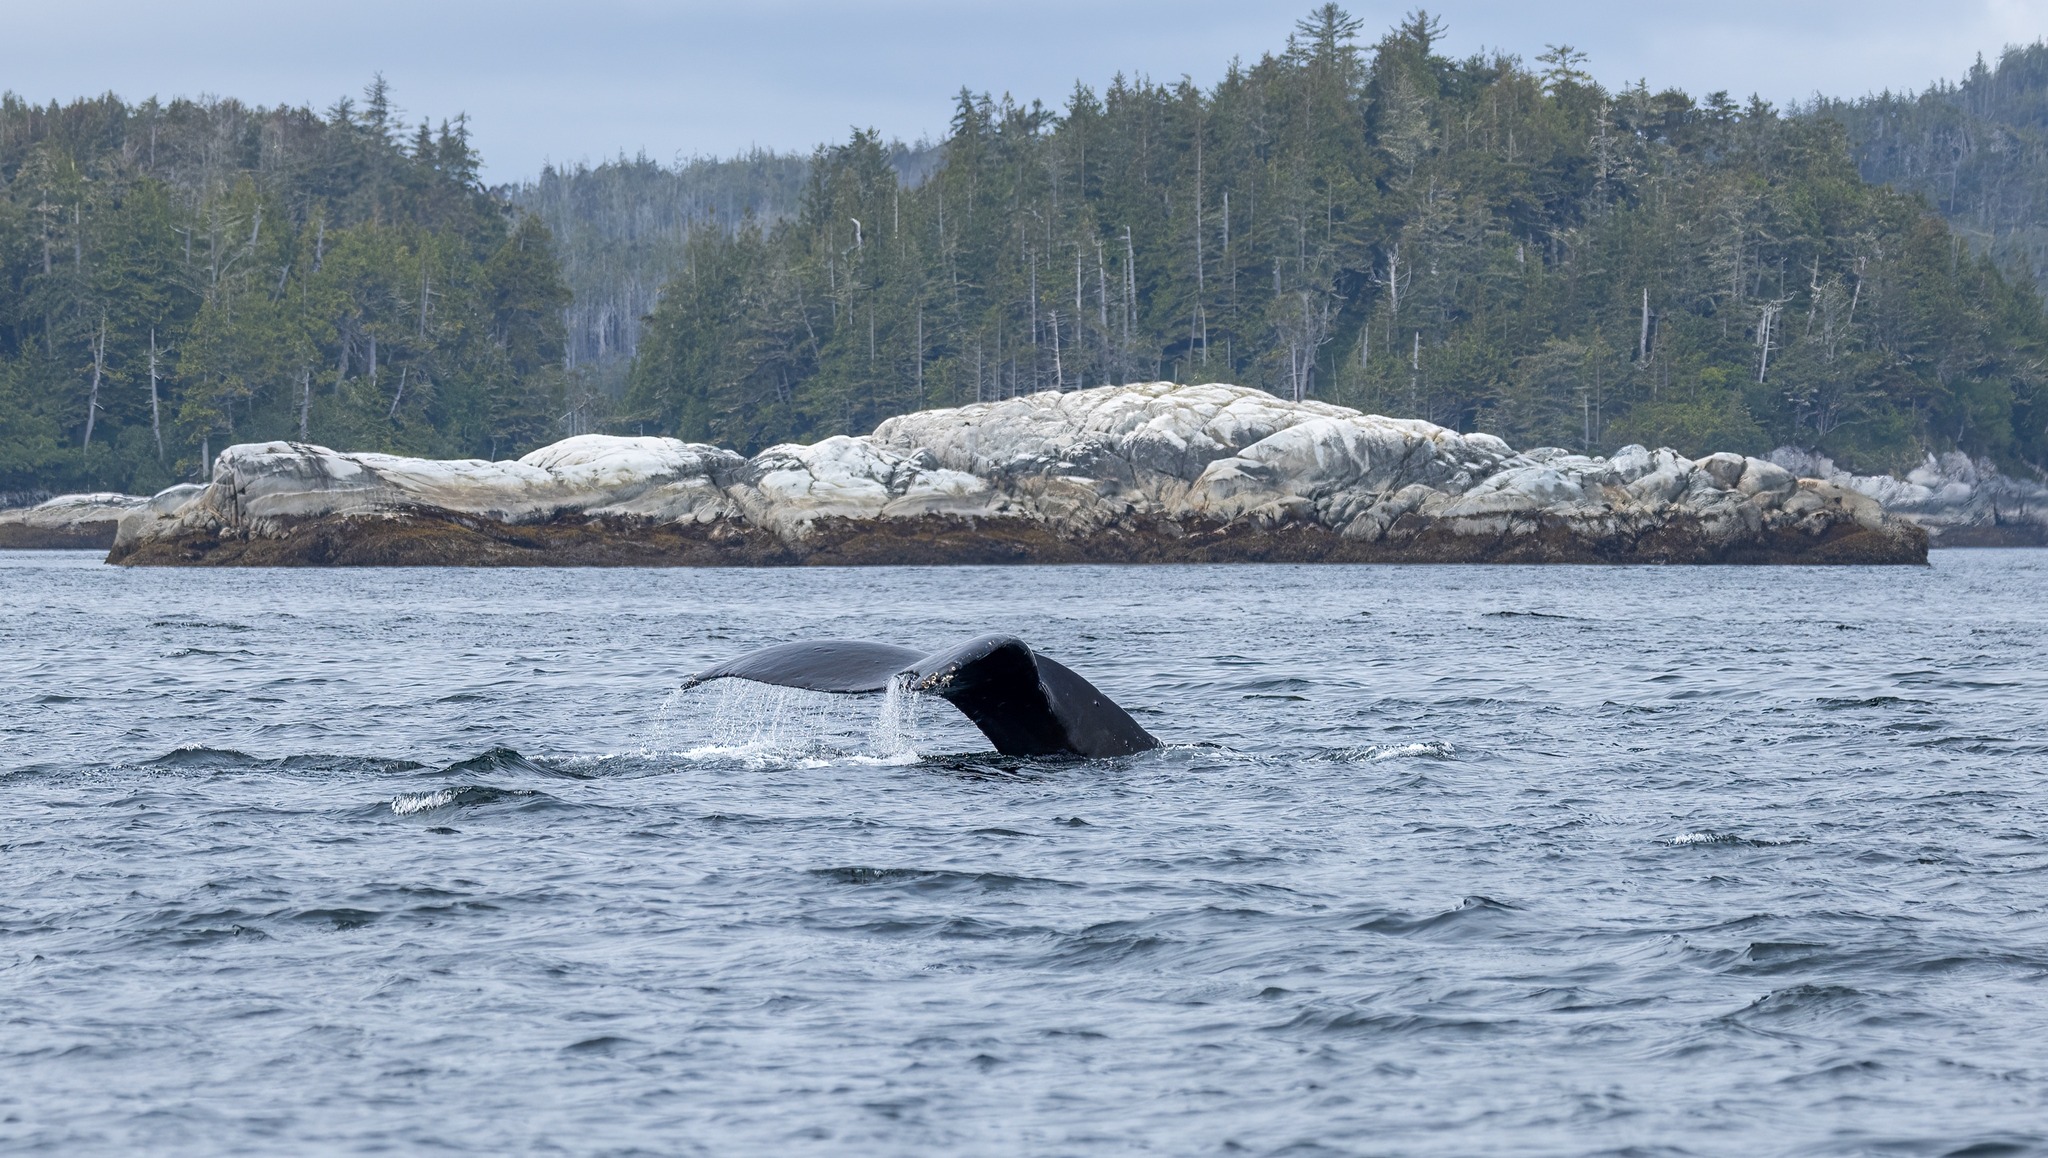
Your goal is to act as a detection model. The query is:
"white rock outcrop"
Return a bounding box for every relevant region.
[0,492,151,547]
[105,382,1924,565]
[1769,447,2048,545]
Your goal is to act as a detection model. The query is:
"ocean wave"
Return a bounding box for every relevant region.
[1354,895,1522,940]
[142,745,261,770]
[431,746,589,780]
[387,784,555,816]
[1669,831,1796,847]
[808,866,1074,893]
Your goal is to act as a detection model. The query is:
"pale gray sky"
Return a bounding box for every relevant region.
[5,0,2045,180]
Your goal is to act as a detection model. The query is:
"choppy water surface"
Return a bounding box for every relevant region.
[4,552,2048,1156]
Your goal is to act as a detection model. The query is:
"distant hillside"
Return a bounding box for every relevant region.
[1823,43,2048,295]
[508,144,937,393]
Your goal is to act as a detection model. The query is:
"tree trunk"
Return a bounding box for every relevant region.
[82,317,105,451]
[149,329,164,460]
[1050,310,1063,391]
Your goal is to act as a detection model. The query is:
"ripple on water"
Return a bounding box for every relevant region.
[1,553,2045,1154]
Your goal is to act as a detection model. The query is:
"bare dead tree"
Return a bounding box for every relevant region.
[149,328,164,460]
[1123,226,1137,370]
[82,315,106,451]
[1050,309,1064,390]
[1756,297,1790,382]
[1373,243,1407,354]
[1073,247,1085,383]
[1192,120,1208,367]
[1410,329,1421,413]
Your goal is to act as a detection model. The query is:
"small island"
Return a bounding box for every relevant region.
[101,383,1925,566]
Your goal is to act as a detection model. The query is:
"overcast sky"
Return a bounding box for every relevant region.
[4,0,2045,182]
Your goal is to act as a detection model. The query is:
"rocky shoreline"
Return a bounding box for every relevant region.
[0,493,150,549]
[84,383,1926,566]
[1767,447,2048,547]
[100,505,1922,567]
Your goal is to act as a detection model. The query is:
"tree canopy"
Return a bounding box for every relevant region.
[1823,42,2048,298]
[0,80,572,493]
[626,8,2048,472]
[6,12,2048,499]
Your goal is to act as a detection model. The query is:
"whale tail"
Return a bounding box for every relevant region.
[682,634,1158,758]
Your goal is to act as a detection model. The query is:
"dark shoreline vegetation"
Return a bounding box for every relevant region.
[5,6,2048,500]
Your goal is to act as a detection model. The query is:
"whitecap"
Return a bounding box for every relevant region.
[1669,831,1791,847]
[1368,741,1456,761]
[391,788,459,816]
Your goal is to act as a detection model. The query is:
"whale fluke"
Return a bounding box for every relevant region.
[682,639,926,694]
[682,634,1158,758]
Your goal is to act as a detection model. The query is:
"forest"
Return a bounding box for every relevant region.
[1824,42,2048,300]
[511,141,935,398]
[6,7,2048,497]
[624,8,2048,473]
[0,80,572,495]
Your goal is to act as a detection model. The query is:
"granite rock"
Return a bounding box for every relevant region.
[105,383,1927,565]
[1768,447,2048,546]
[0,492,151,548]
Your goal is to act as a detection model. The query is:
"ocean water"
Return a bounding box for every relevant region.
[3,550,2047,1157]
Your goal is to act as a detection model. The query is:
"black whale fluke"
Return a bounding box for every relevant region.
[681,634,1158,758]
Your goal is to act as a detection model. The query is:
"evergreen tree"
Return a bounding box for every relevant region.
[0,81,572,492]
[624,8,2048,473]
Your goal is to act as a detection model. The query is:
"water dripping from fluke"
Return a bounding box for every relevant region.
[655,678,905,764]
[867,675,925,763]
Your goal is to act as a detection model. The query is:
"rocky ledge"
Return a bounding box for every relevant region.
[0,493,151,548]
[1768,448,2048,547]
[106,382,1925,566]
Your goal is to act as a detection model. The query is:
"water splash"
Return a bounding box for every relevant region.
[388,785,544,815]
[1313,741,1458,763]
[711,680,842,751]
[392,787,461,815]
[869,675,925,761]
[651,676,935,762]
